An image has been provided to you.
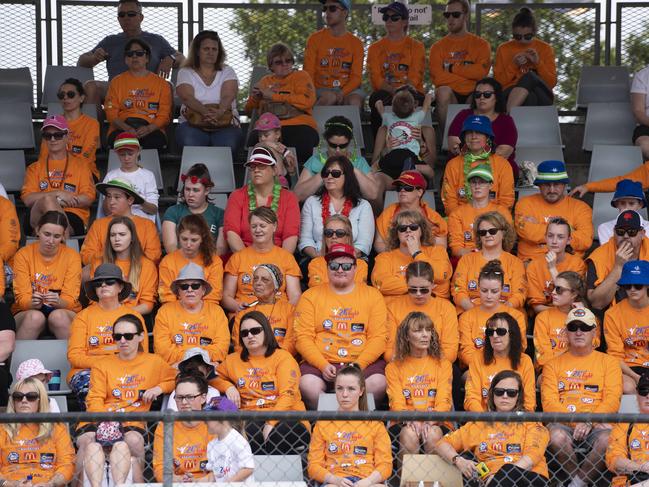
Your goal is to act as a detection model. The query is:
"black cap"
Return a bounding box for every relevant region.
[615,210,642,230]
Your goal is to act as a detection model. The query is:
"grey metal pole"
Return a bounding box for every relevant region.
[162,420,174,487]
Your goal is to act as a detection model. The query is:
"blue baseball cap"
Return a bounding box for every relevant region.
[618,260,649,286]
[320,0,351,10]
[460,115,494,140]
[612,179,646,208]
[533,160,570,185]
[379,2,408,18]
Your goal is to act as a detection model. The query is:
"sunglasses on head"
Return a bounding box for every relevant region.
[12,391,40,402]
[622,283,646,291]
[443,11,463,18]
[125,49,146,57]
[486,327,508,337]
[57,90,77,100]
[322,5,343,12]
[553,285,573,295]
[328,261,355,272]
[493,388,519,398]
[118,11,138,17]
[396,185,417,192]
[615,227,640,237]
[42,131,66,141]
[473,91,494,99]
[92,278,118,288]
[324,229,348,238]
[328,141,350,150]
[113,332,138,341]
[178,282,202,291]
[272,58,294,66]
[383,13,402,22]
[408,286,431,295]
[478,228,500,237]
[637,386,649,397]
[566,322,596,333]
[321,169,343,179]
[398,223,420,233]
[513,33,534,41]
[240,326,263,338]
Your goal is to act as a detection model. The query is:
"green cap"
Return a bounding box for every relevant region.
[466,164,494,183]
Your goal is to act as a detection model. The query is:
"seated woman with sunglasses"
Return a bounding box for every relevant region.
[104,38,172,149]
[0,377,75,487]
[464,312,535,412]
[436,370,550,487]
[452,211,526,313]
[213,311,309,454]
[300,155,374,260]
[308,215,368,288]
[372,210,452,305]
[494,7,556,112]
[40,78,100,180]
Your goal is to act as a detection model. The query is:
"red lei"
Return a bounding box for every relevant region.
[321,192,353,225]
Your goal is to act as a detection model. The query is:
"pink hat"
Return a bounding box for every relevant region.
[254,112,281,132]
[41,115,69,132]
[15,359,53,382]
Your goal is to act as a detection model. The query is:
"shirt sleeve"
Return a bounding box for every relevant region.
[60,249,82,311]
[279,190,301,242]
[371,253,407,296]
[464,360,486,412]
[53,423,76,483]
[294,292,330,371]
[540,358,562,412]
[605,423,631,473]
[594,355,623,413]
[342,37,364,96]
[522,423,550,467]
[272,70,316,111]
[356,290,388,369]
[354,200,375,256]
[298,196,319,252]
[385,362,407,411]
[307,423,329,483]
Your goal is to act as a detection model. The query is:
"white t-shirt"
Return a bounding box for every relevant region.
[631,65,649,118]
[0,183,7,199]
[206,429,255,484]
[48,397,60,413]
[166,385,220,411]
[102,167,159,221]
[598,216,649,243]
[177,65,240,122]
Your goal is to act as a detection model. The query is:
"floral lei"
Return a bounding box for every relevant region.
[248,179,281,212]
[321,191,353,225]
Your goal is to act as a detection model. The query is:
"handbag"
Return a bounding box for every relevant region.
[185,103,233,131]
[259,100,305,120]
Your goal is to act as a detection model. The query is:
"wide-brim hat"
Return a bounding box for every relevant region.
[170,262,213,296]
[617,260,649,287]
[533,160,570,185]
[178,347,216,379]
[15,359,53,382]
[460,115,494,141]
[84,263,132,302]
[96,178,145,205]
[612,179,646,208]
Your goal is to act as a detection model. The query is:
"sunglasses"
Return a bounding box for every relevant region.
[408,286,431,295]
[622,284,646,291]
[513,33,534,41]
[12,391,40,402]
[42,131,66,141]
[328,141,350,150]
[383,14,403,22]
[396,185,417,192]
[478,228,500,237]
[321,169,343,178]
[566,322,596,333]
[113,332,138,341]
[443,11,463,18]
[272,58,294,66]
[178,283,202,291]
[240,326,264,338]
[118,11,138,17]
[473,91,494,99]
[125,50,146,58]
[398,224,420,233]
[324,229,348,238]
[92,278,119,288]
[57,90,77,100]
[328,262,355,271]
[176,393,203,403]
[493,388,519,398]
[615,228,640,237]
[322,5,343,12]
[486,327,508,337]
[552,285,573,295]
[637,387,649,397]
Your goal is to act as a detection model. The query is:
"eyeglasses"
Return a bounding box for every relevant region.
[12,392,40,402]
[615,228,640,237]
[443,11,463,19]
[383,14,403,22]
[328,261,355,271]
[408,286,431,295]
[513,33,534,41]
[178,283,202,291]
[485,327,508,337]
[566,322,596,333]
[552,285,573,295]
[493,388,519,398]
[397,224,420,233]
[176,393,203,403]
[56,90,77,100]
[622,284,646,291]
[112,332,138,341]
[328,141,350,150]
[478,228,500,237]
[396,185,417,192]
[321,169,343,179]
[324,229,348,238]
[473,91,494,99]
[42,131,66,141]
[637,387,649,397]
[322,5,343,13]
[272,58,294,66]
[240,326,264,338]
[125,50,146,58]
[92,278,118,288]
[118,11,138,18]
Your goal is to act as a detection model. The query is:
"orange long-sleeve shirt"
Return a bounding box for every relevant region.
[458,304,527,369]
[541,350,622,415]
[372,246,452,303]
[585,162,649,193]
[0,196,20,262]
[232,299,296,355]
[448,202,512,256]
[587,238,649,290]
[386,355,453,412]
[442,154,514,214]
[441,421,549,478]
[294,283,387,370]
[104,71,172,132]
[158,249,223,303]
[308,420,392,483]
[604,299,649,368]
[81,214,161,265]
[525,253,586,307]
[366,36,425,93]
[385,295,458,363]
[375,203,448,244]
[154,301,230,365]
[11,242,81,314]
[308,256,368,288]
[244,70,317,129]
[514,194,593,261]
[464,354,536,412]
[90,256,158,310]
[304,29,364,96]
[494,38,557,91]
[533,307,569,370]
[67,304,147,380]
[0,423,75,483]
[606,423,649,473]
[429,33,491,95]
[452,251,527,312]
[153,421,211,482]
[21,153,96,225]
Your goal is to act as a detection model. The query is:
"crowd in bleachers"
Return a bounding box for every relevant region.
[3,0,649,485]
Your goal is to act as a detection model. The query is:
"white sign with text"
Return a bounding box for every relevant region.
[371,4,433,25]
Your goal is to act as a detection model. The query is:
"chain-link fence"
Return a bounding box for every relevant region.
[615,2,649,72]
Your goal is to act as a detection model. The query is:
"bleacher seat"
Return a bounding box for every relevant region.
[317,392,375,411]
[619,394,640,414]
[178,146,235,194]
[54,395,68,412]
[400,454,462,487]
[384,190,436,210]
[9,339,71,395]
[511,106,562,147]
[108,149,163,190]
[212,193,228,209]
[0,102,35,149]
[253,455,304,482]
[516,186,540,200]
[576,65,630,108]
[46,101,98,120]
[587,144,643,181]
[0,150,26,192]
[516,145,565,165]
[440,103,469,151]
[41,65,94,106]
[582,102,636,151]
[313,105,365,150]
[0,68,33,105]
[248,65,270,96]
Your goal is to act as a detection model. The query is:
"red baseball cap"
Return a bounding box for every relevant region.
[393,170,426,189]
[325,243,356,262]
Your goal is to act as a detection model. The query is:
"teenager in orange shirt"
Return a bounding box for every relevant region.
[494,8,557,111]
[0,195,20,263]
[386,312,453,456]
[12,211,81,339]
[372,210,452,304]
[526,216,586,313]
[308,364,392,486]
[158,214,223,303]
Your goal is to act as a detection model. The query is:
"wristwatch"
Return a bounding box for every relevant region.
[452,454,461,465]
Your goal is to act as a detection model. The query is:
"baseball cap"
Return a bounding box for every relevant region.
[615,210,643,230]
[244,146,277,167]
[466,164,494,183]
[379,1,408,18]
[95,178,145,205]
[325,243,356,262]
[42,115,69,132]
[113,132,141,152]
[320,0,351,10]
[254,112,281,132]
[393,170,426,189]
[617,260,649,287]
[565,307,597,328]
[534,160,570,185]
[612,179,646,209]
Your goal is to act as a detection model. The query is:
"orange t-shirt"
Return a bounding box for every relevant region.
[585,162,649,193]
[0,196,20,262]
[232,299,296,355]
[441,154,515,214]
[606,423,649,473]
[153,421,211,482]
[21,153,96,225]
[514,194,593,261]
[80,214,161,265]
[294,283,387,370]
[158,249,224,303]
[308,256,368,288]
[494,38,557,90]
[375,202,448,244]
[304,28,364,95]
[386,355,453,412]
[525,253,586,307]
[224,245,301,304]
[604,299,649,368]
[429,33,492,95]
[448,202,512,256]
[367,36,425,93]
[11,242,81,313]
[372,246,452,303]
[385,294,458,363]
[90,256,158,310]
[39,113,100,178]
